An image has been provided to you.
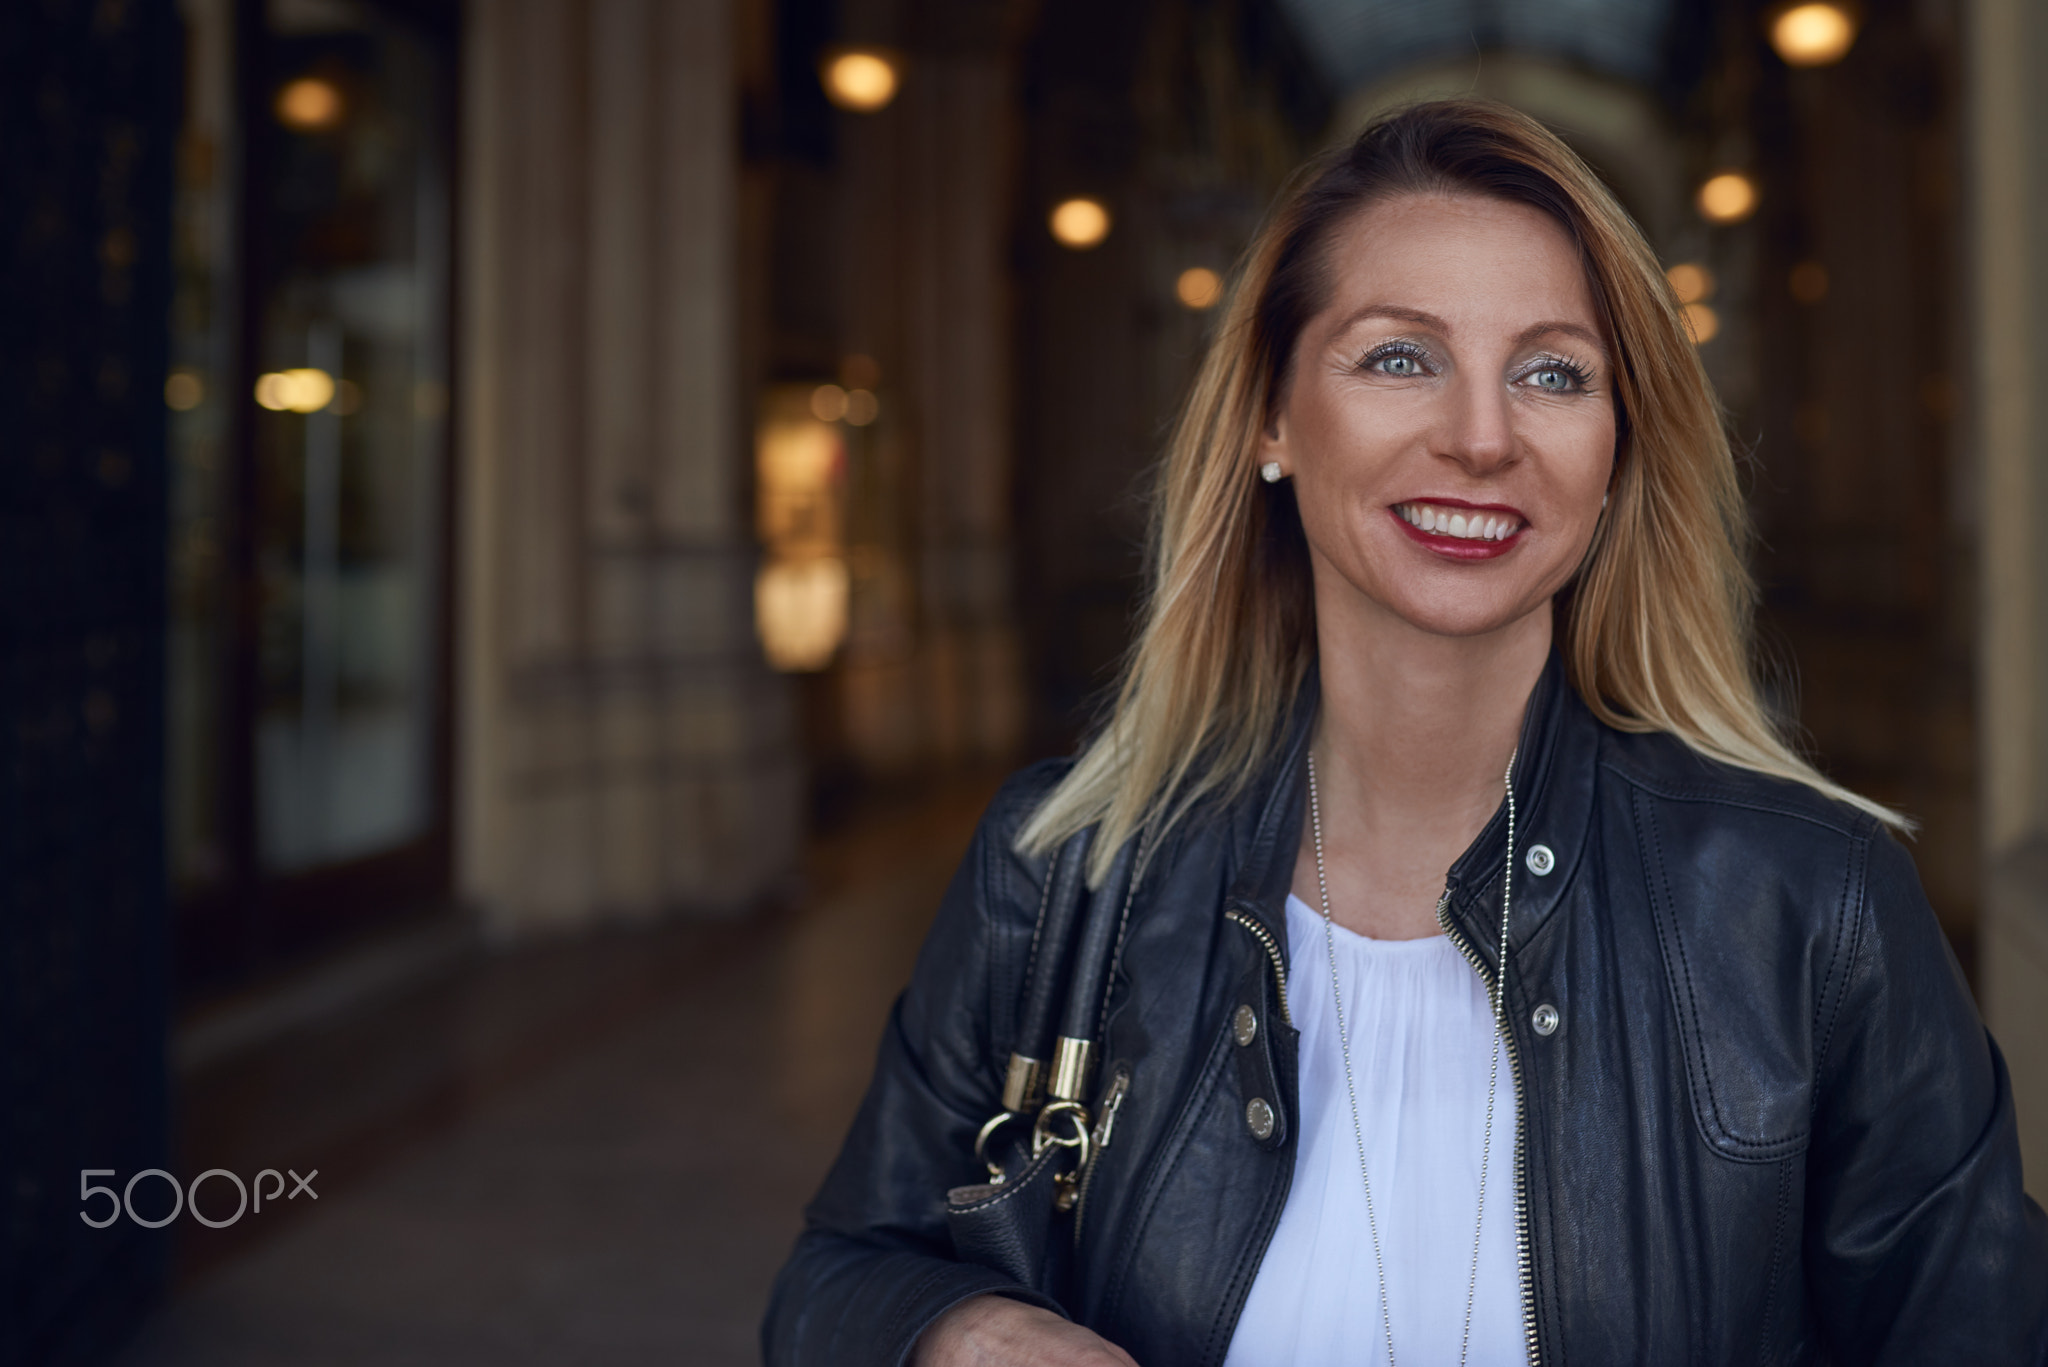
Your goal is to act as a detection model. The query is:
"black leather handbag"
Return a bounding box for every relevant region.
[944,825,1140,1298]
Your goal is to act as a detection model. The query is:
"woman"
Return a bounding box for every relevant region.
[763,100,2048,1366]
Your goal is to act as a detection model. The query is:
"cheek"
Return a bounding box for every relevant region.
[1548,410,1618,512]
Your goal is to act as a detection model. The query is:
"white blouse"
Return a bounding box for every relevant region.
[1222,894,1528,1367]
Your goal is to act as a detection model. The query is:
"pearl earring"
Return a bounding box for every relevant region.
[1260,461,1283,483]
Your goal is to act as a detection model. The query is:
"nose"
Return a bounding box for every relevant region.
[1437,372,1517,478]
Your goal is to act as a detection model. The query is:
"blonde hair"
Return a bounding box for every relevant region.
[1020,99,1905,882]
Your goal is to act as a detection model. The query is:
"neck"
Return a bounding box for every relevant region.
[1311,589,1550,864]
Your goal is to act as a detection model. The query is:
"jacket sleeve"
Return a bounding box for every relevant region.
[761,775,1069,1367]
[1804,828,2048,1364]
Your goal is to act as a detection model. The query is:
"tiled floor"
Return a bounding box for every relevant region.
[119,778,998,1366]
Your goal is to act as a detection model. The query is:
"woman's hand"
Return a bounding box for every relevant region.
[912,1295,1140,1366]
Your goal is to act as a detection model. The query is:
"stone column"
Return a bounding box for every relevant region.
[459,0,799,936]
[900,51,1025,767]
[1969,0,2048,1197]
[833,35,1025,775]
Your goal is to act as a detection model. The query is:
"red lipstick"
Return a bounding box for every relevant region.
[1388,498,1525,561]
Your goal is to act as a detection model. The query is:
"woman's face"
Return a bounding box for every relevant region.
[1262,191,1617,642]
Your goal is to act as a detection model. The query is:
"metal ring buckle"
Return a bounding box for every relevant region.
[973,1110,1027,1183]
[1031,1099,1093,1170]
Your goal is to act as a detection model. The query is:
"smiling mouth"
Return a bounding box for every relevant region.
[1393,501,1524,542]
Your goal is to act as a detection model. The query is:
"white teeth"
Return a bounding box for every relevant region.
[1397,502,1520,542]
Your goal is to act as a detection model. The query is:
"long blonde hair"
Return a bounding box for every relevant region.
[1020,99,1905,882]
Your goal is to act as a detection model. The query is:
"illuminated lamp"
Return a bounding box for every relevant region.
[1665,262,1714,305]
[1696,172,1758,226]
[1050,198,1111,250]
[1769,3,1859,68]
[276,77,344,132]
[821,48,901,112]
[1176,267,1223,310]
[1682,303,1720,346]
[253,368,337,414]
[164,369,204,412]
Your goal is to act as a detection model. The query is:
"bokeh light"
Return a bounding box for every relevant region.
[164,369,204,412]
[1696,171,1759,225]
[1176,267,1223,310]
[275,77,344,132]
[1049,198,1111,249]
[1682,302,1720,346]
[821,50,900,112]
[1769,3,1859,68]
[1789,260,1830,303]
[811,384,849,422]
[1665,262,1715,305]
[254,368,337,414]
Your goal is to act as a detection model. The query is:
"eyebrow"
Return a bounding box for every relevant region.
[1334,305,1609,357]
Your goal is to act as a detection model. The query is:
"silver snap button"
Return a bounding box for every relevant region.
[1532,1003,1560,1036]
[1525,843,1556,876]
[1245,1097,1275,1141]
[1232,1004,1258,1048]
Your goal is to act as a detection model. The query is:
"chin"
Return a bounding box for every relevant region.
[1379,585,1550,640]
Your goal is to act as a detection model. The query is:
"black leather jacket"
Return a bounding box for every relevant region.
[764,658,2048,1365]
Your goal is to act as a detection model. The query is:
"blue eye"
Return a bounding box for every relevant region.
[1525,359,1592,392]
[1364,344,1429,377]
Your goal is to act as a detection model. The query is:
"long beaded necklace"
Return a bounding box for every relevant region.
[1304,748,1517,1367]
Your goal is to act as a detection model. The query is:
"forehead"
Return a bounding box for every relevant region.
[1315,191,1602,337]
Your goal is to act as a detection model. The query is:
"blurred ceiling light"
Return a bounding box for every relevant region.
[821,48,901,112]
[811,383,849,422]
[1696,171,1758,225]
[254,368,337,413]
[164,369,204,412]
[1682,302,1720,346]
[1176,267,1224,310]
[275,76,344,131]
[1050,198,1111,250]
[1788,259,1829,303]
[1769,3,1859,67]
[845,389,879,426]
[1665,262,1715,305]
[756,557,850,672]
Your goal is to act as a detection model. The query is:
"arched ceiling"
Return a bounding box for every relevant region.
[1273,0,1677,94]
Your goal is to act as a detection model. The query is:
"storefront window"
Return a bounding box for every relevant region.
[168,0,454,984]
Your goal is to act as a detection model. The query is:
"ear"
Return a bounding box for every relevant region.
[1258,407,1289,474]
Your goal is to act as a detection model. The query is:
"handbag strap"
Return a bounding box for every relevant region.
[975,825,1141,1179]
[1003,827,1095,1115]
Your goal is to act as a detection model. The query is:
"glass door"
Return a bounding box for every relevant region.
[169,0,455,991]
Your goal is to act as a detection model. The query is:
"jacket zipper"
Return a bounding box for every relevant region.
[1436,885,1541,1367]
[1224,907,1293,1026]
[1071,1064,1130,1244]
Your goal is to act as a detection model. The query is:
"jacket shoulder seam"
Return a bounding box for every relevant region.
[1810,828,1872,1087]
[1600,756,1870,840]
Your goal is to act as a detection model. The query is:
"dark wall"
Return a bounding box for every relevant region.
[1,0,177,1360]
[1742,0,1976,945]
[1012,0,1326,756]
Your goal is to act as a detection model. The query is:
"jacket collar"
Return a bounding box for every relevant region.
[1221,649,1598,971]
[1441,650,1600,970]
